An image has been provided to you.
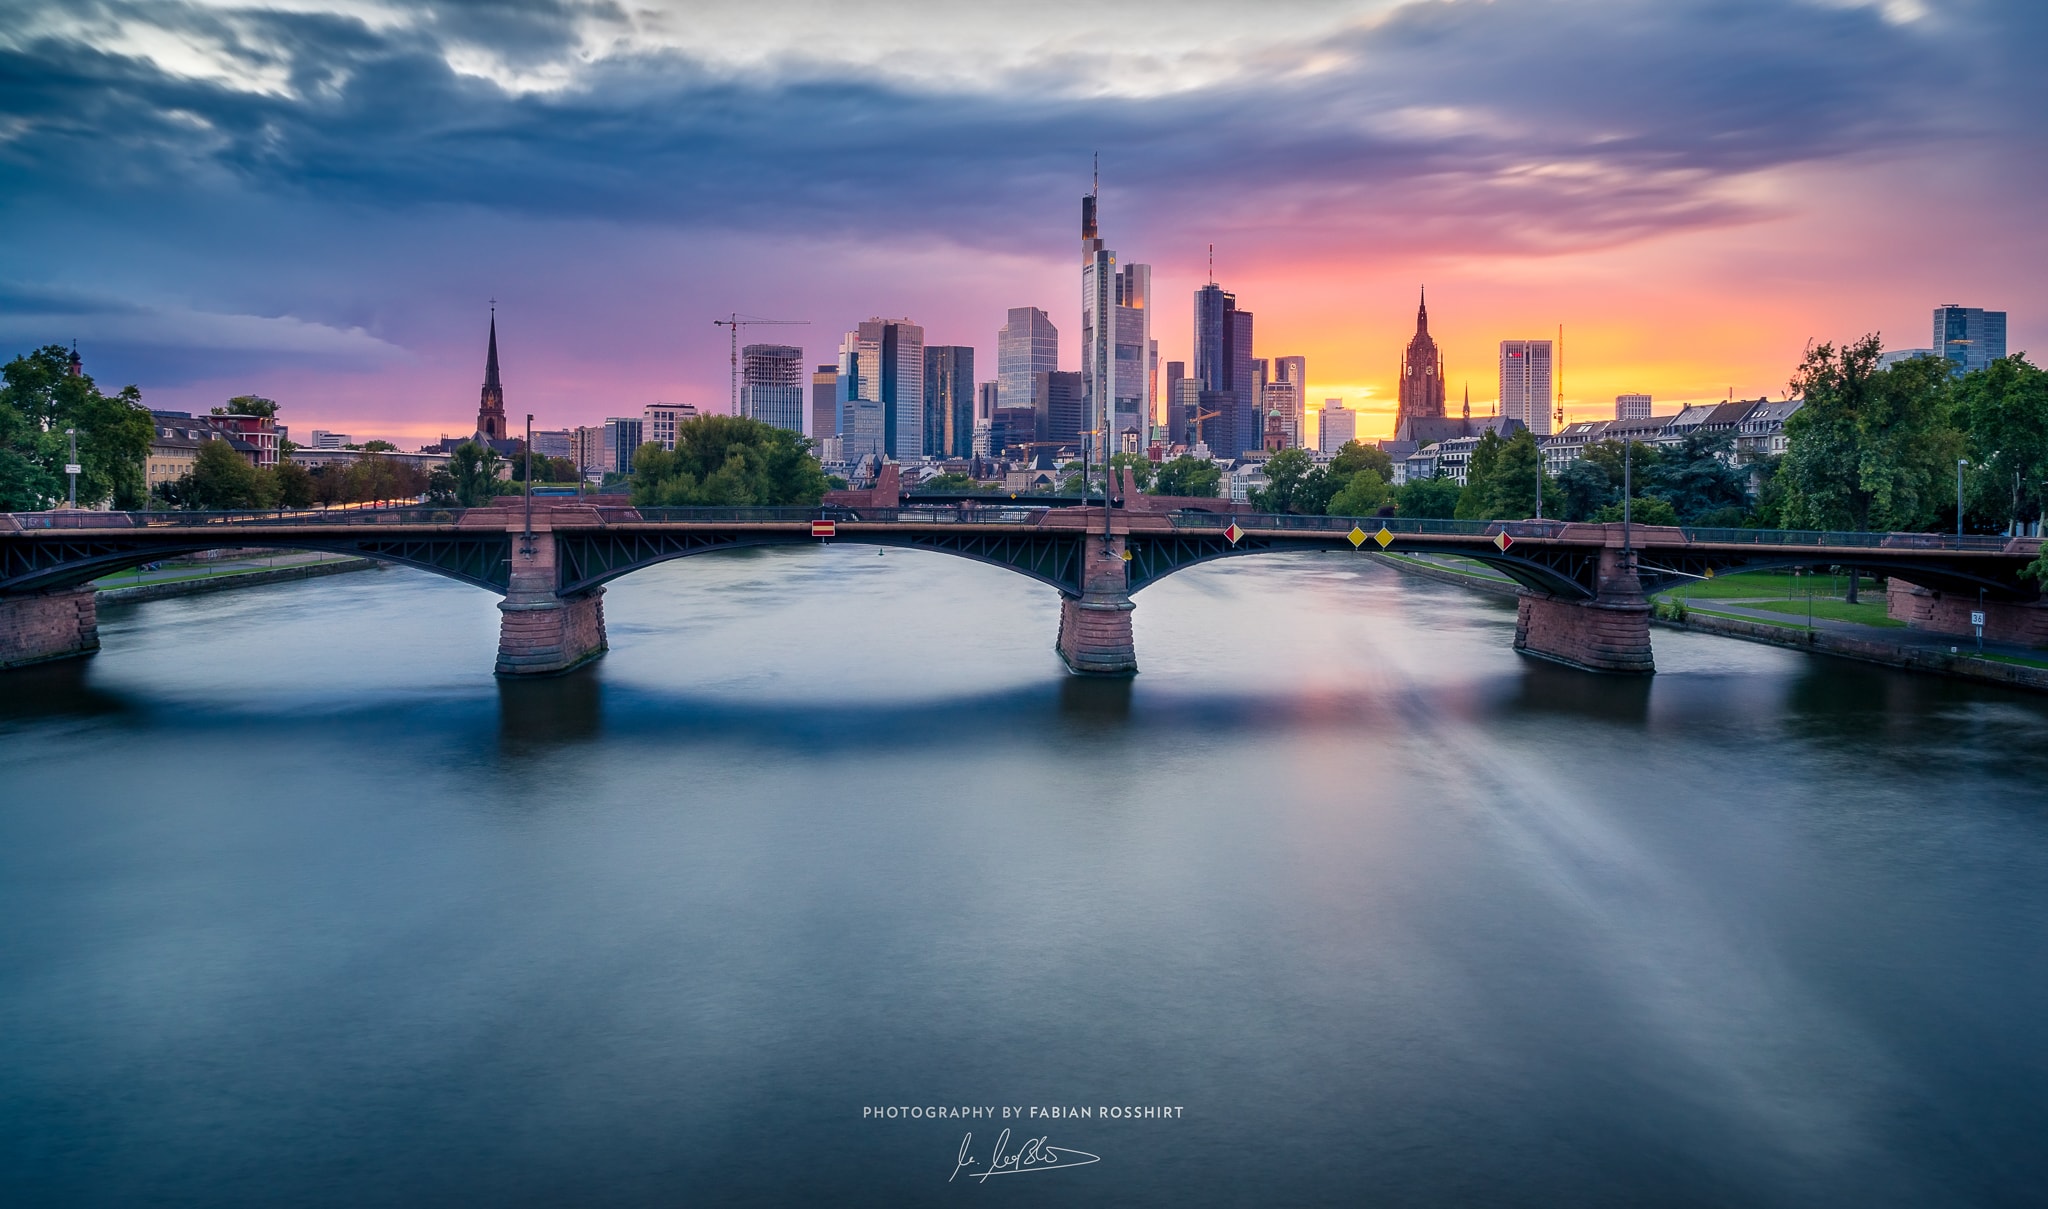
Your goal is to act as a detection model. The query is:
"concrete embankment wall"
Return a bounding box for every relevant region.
[1653,611,2048,693]
[97,558,381,604]
[1365,554,1523,598]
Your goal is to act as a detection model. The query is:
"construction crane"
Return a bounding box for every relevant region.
[711,314,809,414]
[1190,405,1221,450]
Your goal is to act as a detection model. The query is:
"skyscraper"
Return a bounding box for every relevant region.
[1193,281,1258,457]
[1273,355,1306,449]
[850,318,926,460]
[643,403,698,451]
[740,344,804,433]
[1615,393,1652,421]
[1499,339,1555,436]
[1318,400,1355,453]
[923,345,975,459]
[1933,305,2008,375]
[811,364,840,440]
[1396,289,1445,433]
[1078,189,1155,452]
[1261,377,1299,449]
[998,308,1059,410]
[1036,370,1087,448]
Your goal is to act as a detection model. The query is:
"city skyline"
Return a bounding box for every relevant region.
[3,1,2042,447]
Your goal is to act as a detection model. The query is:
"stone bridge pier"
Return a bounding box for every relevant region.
[0,585,99,670]
[495,526,607,676]
[1057,534,1137,676]
[1512,543,1654,674]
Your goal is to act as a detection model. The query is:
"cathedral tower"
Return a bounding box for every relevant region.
[475,309,508,443]
[1396,288,1446,433]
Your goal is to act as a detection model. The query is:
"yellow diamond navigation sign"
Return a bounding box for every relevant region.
[1347,526,1368,548]
[1374,527,1395,548]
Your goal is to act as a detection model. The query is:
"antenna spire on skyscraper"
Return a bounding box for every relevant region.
[1207,244,1214,285]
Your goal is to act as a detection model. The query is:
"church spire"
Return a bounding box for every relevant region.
[1462,383,1470,420]
[1417,286,1428,334]
[484,306,501,391]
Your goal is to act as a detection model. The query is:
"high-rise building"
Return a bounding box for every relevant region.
[643,403,699,451]
[602,417,644,476]
[1192,281,1260,456]
[1396,289,1445,433]
[1615,393,1652,421]
[850,319,926,460]
[1260,377,1299,449]
[1078,192,1154,453]
[1498,339,1555,436]
[840,399,884,463]
[998,308,1059,411]
[475,309,508,443]
[1318,400,1355,453]
[1933,305,2007,375]
[973,381,999,456]
[811,364,840,441]
[571,424,605,480]
[1170,377,1203,447]
[310,430,349,450]
[1273,356,1306,449]
[533,429,572,459]
[740,344,805,433]
[1035,370,1087,448]
[923,346,975,459]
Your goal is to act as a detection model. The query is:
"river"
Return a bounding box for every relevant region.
[3,548,2045,1206]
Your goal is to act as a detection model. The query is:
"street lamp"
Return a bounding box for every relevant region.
[1957,458,1969,543]
[64,427,78,509]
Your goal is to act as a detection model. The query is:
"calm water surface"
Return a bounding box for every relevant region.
[2,549,2045,1206]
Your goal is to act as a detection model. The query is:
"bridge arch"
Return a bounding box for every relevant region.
[0,533,512,596]
[551,528,1088,597]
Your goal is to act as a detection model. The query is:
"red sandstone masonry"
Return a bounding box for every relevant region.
[1056,534,1137,675]
[0,586,99,669]
[1511,545,1655,674]
[1887,579,2048,647]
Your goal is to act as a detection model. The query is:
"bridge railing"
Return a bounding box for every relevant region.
[1167,513,1563,539]
[596,505,1055,526]
[1676,525,2014,552]
[6,506,468,529]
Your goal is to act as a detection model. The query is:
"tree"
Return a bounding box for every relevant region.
[1151,455,1222,497]
[214,395,278,418]
[1581,439,1661,493]
[1395,475,1461,518]
[362,439,398,453]
[183,438,270,509]
[913,472,980,493]
[451,441,503,507]
[1329,440,1393,482]
[1453,430,1504,519]
[1326,469,1391,517]
[0,345,153,510]
[425,467,459,506]
[630,414,827,506]
[1251,448,1314,512]
[1555,461,1616,522]
[1958,354,2048,532]
[1594,496,1680,526]
[1108,452,1154,492]
[1480,428,1553,519]
[1780,335,1962,531]
[1648,429,1749,522]
[272,459,316,509]
[510,453,578,483]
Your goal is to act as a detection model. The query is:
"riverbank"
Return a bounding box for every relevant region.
[1371,550,2048,692]
[96,556,381,604]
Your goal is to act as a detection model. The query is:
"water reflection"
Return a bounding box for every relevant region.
[497,666,604,753]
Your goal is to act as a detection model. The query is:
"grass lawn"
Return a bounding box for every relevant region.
[1663,571,1882,602]
[1973,651,2048,670]
[1741,598,1906,627]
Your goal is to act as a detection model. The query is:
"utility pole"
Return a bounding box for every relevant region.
[521,413,535,559]
[1623,439,1633,555]
[712,315,810,415]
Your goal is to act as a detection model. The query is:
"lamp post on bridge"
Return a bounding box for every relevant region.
[1957,458,1969,545]
[64,428,78,509]
[521,413,536,561]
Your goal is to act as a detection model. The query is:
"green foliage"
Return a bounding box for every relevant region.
[272,459,316,509]
[1780,334,1962,531]
[1329,440,1393,482]
[1958,354,2048,531]
[1555,460,1616,521]
[214,395,278,418]
[913,472,981,493]
[511,453,578,483]
[1649,429,1750,522]
[1453,430,1504,519]
[1108,452,1154,492]
[425,467,459,506]
[1581,440,1660,490]
[1248,447,1350,514]
[1395,475,1461,519]
[0,344,153,510]
[1593,495,1680,526]
[1326,469,1391,517]
[1151,455,1222,497]
[629,414,826,507]
[184,438,269,509]
[1483,428,1554,520]
[450,441,504,507]
[361,439,398,453]
[308,456,431,507]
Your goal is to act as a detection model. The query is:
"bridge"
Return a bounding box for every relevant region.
[3,499,2042,676]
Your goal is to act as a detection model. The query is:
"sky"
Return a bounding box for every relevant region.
[2,0,2043,445]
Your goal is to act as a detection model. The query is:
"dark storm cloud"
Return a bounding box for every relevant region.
[0,0,2031,255]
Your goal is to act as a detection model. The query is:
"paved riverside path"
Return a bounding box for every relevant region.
[1681,597,2048,665]
[90,549,367,590]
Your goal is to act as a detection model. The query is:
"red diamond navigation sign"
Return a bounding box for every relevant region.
[811,520,836,538]
[1224,523,1244,545]
[1494,531,1514,552]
